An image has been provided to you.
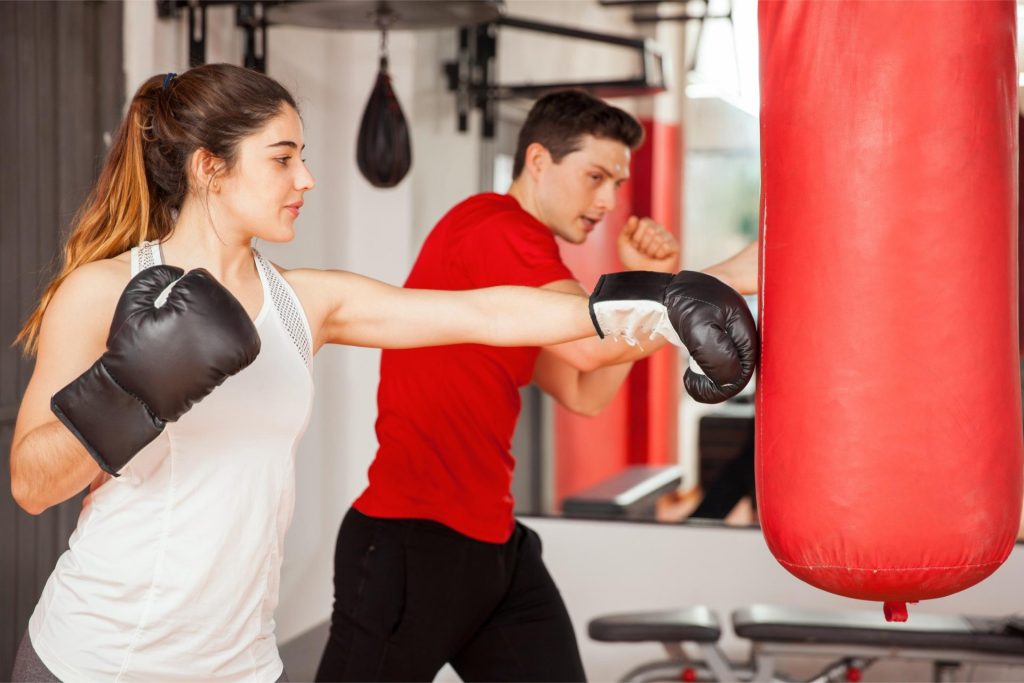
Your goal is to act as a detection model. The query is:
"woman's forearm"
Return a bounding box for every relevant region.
[469,286,596,347]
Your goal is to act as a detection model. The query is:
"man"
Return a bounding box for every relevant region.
[316,90,757,682]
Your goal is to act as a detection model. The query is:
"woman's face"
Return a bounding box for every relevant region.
[214,105,315,243]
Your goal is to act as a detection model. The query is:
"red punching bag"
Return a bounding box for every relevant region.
[757,1,1023,621]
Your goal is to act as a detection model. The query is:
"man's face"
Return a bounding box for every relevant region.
[534,135,631,244]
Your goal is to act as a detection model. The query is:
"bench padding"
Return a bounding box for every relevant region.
[732,605,1024,656]
[588,606,721,643]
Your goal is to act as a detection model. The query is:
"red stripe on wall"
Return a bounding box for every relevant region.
[1018,114,1023,356]
[646,118,682,465]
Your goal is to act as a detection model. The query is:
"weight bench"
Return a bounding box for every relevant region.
[589,604,1024,682]
[589,606,746,683]
[562,465,684,520]
[734,604,1024,682]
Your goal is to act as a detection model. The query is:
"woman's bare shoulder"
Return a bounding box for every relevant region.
[62,256,131,290]
[33,257,133,363]
[48,257,133,319]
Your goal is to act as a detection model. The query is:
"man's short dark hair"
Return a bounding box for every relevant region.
[512,90,645,178]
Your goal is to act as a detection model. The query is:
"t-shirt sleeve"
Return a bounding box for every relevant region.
[459,213,575,289]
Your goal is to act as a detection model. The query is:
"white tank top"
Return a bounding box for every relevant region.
[30,242,315,682]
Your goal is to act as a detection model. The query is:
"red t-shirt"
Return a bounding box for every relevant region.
[353,193,575,542]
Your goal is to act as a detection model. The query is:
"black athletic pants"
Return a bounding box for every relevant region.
[315,508,586,682]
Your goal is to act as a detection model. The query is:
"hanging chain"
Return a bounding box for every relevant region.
[374,7,398,72]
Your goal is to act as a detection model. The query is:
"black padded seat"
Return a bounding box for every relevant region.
[589,606,721,643]
[732,605,1024,656]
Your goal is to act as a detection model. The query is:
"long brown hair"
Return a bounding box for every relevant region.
[16,63,297,353]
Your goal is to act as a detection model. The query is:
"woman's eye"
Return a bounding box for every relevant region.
[275,156,291,165]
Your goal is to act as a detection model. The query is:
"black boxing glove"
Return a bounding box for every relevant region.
[52,266,261,475]
[589,270,758,403]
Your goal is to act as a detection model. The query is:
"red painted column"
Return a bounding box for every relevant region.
[646,116,683,466]
[1019,113,1023,356]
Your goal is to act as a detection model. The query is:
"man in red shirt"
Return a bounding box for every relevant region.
[316,91,757,682]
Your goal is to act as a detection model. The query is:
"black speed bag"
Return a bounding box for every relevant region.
[357,67,412,188]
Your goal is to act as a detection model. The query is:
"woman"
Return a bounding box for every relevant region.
[8,64,604,682]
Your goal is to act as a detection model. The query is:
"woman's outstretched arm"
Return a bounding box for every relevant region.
[286,269,597,352]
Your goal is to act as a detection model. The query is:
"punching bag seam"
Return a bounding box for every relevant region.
[777,559,1007,573]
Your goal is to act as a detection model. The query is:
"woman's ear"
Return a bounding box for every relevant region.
[190,148,226,193]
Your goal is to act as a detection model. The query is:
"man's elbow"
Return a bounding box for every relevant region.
[572,404,604,419]
[558,396,607,418]
[567,351,604,373]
